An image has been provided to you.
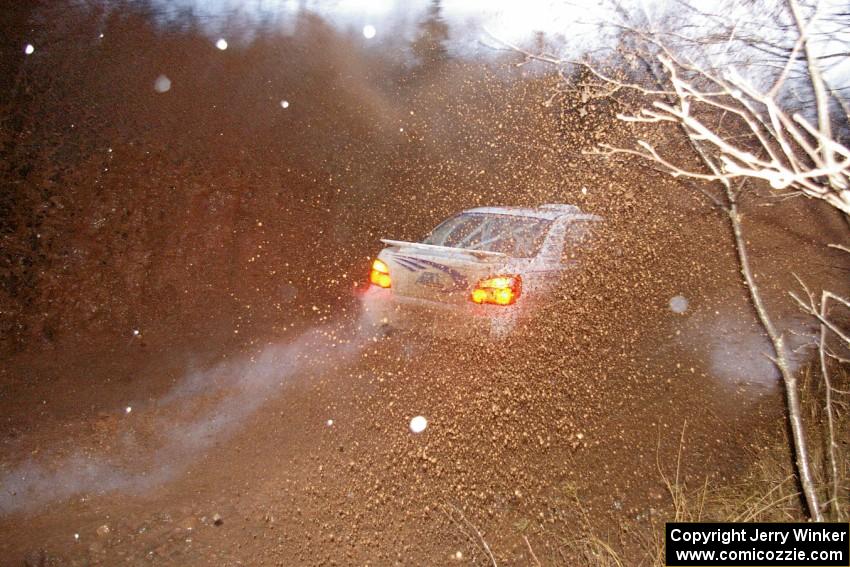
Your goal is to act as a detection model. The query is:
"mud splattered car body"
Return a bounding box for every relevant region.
[361,204,601,338]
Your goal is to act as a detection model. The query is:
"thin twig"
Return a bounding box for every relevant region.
[819,290,842,520]
[445,503,498,566]
[524,535,542,567]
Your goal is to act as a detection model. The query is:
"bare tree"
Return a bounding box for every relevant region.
[593,7,850,215]
[488,0,849,520]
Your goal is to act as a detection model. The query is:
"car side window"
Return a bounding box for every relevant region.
[561,220,594,262]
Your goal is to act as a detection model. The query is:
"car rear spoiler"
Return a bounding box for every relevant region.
[380,239,507,260]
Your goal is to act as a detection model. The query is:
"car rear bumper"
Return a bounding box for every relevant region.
[359,286,520,338]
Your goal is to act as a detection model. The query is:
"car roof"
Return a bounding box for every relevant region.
[462,204,598,222]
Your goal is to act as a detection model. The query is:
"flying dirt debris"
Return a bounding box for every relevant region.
[0,0,848,565]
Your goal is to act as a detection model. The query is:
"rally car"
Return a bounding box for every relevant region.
[360,204,602,338]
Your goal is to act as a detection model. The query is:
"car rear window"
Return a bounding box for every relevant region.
[423,213,552,258]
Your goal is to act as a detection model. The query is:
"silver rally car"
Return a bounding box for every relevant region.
[360,204,601,338]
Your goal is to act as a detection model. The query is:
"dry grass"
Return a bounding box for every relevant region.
[712,364,849,524]
[555,364,849,566]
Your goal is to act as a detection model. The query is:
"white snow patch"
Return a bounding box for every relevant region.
[362,24,376,39]
[215,38,228,50]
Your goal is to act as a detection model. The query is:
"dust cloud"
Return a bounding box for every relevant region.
[0,317,372,515]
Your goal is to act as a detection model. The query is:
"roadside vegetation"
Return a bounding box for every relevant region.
[484,0,850,561]
[495,0,849,524]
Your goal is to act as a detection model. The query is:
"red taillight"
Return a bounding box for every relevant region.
[369,258,391,288]
[471,275,521,306]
